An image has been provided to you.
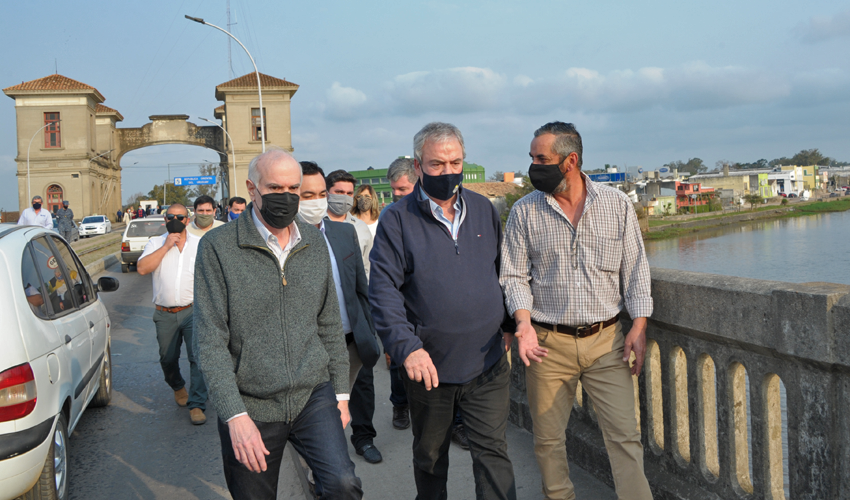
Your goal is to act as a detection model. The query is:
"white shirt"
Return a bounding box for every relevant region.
[420,186,466,240]
[187,219,225,238]
[366,220,378,239]
[342,213,373,278]
[251,208,302,267]
[140,232,201,307]
[319,220,352,334]
[18,207,53,230]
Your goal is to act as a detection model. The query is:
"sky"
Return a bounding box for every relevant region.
[2,0,849,209]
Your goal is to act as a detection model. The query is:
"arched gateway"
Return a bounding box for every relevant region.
[4,73,298,218]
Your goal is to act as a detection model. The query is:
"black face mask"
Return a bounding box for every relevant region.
[528,161,565,194]
[421,170,463,201]
[258,192,300,229]
[392,193,403,203]
[32,203,42,210]
[166,218,186,234]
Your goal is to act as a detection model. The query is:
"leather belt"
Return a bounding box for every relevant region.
[345,332,354,345]
[533,314,619,338]
[156,304,193,313]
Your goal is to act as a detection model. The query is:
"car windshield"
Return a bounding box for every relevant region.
[83,216,104,224]
[127,220,167,238]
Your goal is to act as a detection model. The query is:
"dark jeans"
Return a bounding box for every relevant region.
[152,307,207,410]
[217,382,362,500]
[350,365,377,450]
[389,361,408,407]
[403,353,516,500]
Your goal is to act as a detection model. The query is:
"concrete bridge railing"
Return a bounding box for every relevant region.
[509,268,850,500]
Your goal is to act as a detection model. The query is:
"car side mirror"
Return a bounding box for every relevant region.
[97,276,120,293]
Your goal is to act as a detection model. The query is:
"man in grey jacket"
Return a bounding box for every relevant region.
[195,148,362,499]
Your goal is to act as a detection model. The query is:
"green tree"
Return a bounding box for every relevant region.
[124,191,146,209]
[148,183,193,208]
[488,170,505,182]
[743,194,762,210]
[791,148,830,166]
[664,158,706,175]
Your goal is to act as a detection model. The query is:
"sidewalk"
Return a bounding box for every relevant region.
[280,357,616,499]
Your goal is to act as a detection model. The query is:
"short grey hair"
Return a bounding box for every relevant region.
[534,122,583,170]
[31,195,42,203]
[413,122,466,163]
[248,147,301,185]
[387,157,417,184]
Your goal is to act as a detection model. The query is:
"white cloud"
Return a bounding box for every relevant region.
[797,8,850,43]
[324,82,369,120]
[385,67,507,115]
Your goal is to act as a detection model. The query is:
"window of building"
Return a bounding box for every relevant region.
[251,108,266,141]
[44,112,61,148]
[46,185,63,213]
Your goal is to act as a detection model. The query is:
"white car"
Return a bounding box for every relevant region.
[78,215,112,238]
[120,218,167,273]
[0,223,118,500]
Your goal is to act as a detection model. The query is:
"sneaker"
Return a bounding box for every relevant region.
[356,444,383,464]
[189,408,206,425]
[392,405,410,430]
[174,387,188,407]
[451,424,469,450]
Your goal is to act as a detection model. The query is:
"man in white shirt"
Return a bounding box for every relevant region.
[17,196,53,230]
[137,203,208,425]
[324,170,373,277]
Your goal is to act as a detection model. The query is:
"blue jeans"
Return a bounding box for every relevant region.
[217,382,362,500]
[153,307,207,410]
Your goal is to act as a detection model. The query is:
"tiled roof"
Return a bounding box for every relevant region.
[464,182,522,198]
[216,72,299,89]
[3,74,105,101]
[95,104,124,121]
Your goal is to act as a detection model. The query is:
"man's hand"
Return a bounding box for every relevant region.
[227,415,270,473]
[404,348,439,390]
[338,400,351,429]
[623,317,648,376]
[516,320,549,366]
[164,232,181,249]
[503,331,515,352]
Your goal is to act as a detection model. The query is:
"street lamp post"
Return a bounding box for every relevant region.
[26,120,61,201]
[186,15,265,152]
[198,117,237,196]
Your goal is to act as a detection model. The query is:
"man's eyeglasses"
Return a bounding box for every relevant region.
[165,214,189,221]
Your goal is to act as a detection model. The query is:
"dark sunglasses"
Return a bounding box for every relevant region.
[165,214,188,221]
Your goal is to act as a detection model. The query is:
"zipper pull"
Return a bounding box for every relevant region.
[281,269,287,286]
[454,240,459,255]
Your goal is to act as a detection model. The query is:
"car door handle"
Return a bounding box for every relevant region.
[89,321,95,329]
[65,334,72,345]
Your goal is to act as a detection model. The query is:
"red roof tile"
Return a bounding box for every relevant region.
[216,72,299,89]
[95,104,124,121]
[3,74,105,101]
[464,182,522,198]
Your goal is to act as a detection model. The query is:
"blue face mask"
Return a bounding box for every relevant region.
[421,170,463,201]
[229,211,241,221]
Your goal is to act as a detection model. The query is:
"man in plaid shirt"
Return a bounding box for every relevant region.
[500,122,653,500]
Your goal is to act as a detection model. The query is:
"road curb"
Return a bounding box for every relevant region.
[85,251,120,276]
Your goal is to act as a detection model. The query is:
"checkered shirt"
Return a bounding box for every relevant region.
[500,175,653,325]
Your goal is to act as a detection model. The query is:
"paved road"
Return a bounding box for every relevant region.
[67,260,614,499]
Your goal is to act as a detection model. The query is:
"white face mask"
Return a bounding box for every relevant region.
[297,198,328,225]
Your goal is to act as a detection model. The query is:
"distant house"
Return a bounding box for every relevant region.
[463,181,522,215]
[675,181,715,212]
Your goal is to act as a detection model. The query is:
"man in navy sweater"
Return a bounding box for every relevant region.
[369,122,517,500]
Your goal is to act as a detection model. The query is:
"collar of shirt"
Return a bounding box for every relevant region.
[251,207,302,266]
[542,172,599,232]
[419,186,465,239]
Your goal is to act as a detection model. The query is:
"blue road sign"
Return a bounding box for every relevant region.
[174,176,216,186]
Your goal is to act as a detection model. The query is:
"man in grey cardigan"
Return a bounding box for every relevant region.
[195,149,362,499]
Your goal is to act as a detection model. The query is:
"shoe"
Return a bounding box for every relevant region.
[451,424,469,450]
[356,444,383,464]
[174,387,188,407]
[189,408,206,425]
[392,405,410,430]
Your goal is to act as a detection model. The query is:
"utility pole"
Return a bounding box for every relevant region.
[227,0,237,78]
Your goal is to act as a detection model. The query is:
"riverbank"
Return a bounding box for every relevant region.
[644,196,850,241]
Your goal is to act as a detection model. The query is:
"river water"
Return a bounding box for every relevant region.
[644,211,850,496]
[645,211,850,285]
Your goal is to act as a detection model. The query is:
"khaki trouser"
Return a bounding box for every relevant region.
[526,321,652,500]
